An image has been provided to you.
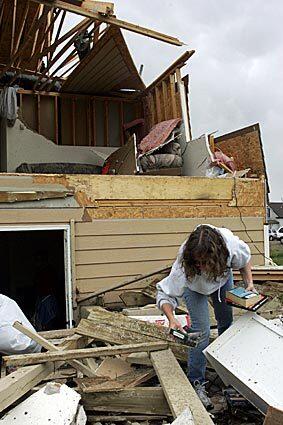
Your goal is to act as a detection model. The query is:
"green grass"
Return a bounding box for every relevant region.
[270,241,283,265]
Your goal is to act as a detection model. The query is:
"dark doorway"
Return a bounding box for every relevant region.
[0,230,66,330]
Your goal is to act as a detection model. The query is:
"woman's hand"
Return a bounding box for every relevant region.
[246,282,257,293]
[169,317,184,331]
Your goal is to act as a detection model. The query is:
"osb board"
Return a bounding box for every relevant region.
[30,174,265,204]
[215,124,266,178]
[74,217,265,295]
[83,205,265,220]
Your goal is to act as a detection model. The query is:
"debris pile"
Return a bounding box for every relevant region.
[0,269,283,424]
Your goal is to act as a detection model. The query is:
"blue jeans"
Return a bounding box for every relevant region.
[183,274,233,383]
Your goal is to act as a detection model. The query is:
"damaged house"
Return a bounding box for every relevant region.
[1,2,283,424]
[0,0,270,331]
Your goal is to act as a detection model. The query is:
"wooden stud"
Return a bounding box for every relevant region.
[169,74,178,119]
[87,98,91,146]
[162,80,169,121]
[92,98,96,146]
[31,0,184,46]
[145,51,195,93]
[154,86,162,123]
[104,100,109,147]
[54,96,59,144]
[10,0,18,57]
[72,97,76,145]
[119,101,124,146]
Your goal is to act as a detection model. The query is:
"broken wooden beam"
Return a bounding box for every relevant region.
[81,387,172,415]
[150,349,214,424]
[75,367,156,393]
[13,321,95,377]
[0,332,87,412]
[3,341,168,367]
[76,307,188,361]
[31,0,184,46]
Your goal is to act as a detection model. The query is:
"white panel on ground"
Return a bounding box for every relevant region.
[0,382,86,424]
[204,312,283,414]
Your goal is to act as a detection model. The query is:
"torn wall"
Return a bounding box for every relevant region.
[0,172,266,304]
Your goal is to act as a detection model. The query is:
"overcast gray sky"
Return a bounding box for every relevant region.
[108,0,282,201]
[66,1,282,199]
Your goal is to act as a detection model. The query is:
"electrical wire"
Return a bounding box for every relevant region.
[232,176,277,266]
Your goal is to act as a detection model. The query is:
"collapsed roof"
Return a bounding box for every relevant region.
[0,0,184,94]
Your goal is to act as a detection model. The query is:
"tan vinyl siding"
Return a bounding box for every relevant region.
[75,217,265,297]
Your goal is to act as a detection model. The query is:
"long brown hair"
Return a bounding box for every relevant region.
[182,225,229,280]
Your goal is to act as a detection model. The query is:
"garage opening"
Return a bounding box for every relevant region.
[0,228,72,330]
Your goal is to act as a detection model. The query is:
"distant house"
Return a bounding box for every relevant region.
[268,203,283,229]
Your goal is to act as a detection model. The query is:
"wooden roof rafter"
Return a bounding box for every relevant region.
[0,2,52,80]
[31,0,184,46]
[33,18,94,90]
[38,22,103,91]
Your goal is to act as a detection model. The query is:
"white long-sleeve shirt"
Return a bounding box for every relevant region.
[156,226,251,310]
[0,294,41,355]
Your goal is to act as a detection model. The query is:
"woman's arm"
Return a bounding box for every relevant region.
[239,259,256,292]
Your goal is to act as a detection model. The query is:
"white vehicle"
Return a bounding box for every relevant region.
[273,227,283,242]
[269,228,277,241]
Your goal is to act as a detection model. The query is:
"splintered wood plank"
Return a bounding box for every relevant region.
[76,307,187,361]
[75,367,155,393]
[3,341,168,367]
[150,349,214,424]
[81,387,171,415]
[13,321,95,377]
[31,0,183,46]
[0,331,87,412]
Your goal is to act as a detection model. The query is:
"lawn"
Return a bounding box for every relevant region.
[270,241,283,265]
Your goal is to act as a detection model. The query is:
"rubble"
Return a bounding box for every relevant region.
[0,1,281,424]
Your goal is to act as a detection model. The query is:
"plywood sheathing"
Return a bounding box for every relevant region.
[31,173,266,219]
[215,123,268,187]
[62,26,145,95]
